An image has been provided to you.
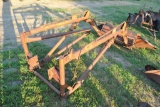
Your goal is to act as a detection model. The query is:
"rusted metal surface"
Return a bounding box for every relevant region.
[145,65,160,84]
[48,67,60,83]
[20,10,157,97]
[27,29,91,43]
[131,35,156,49]
[99,23,156,49]
[28,55,40,71]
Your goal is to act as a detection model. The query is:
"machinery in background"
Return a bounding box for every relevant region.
[127,7,160,40]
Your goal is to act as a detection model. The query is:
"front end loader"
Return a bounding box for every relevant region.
[20,10,156,97]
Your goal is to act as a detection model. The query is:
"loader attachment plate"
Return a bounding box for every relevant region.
[145,65,160,84]
[48,67,60,83]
